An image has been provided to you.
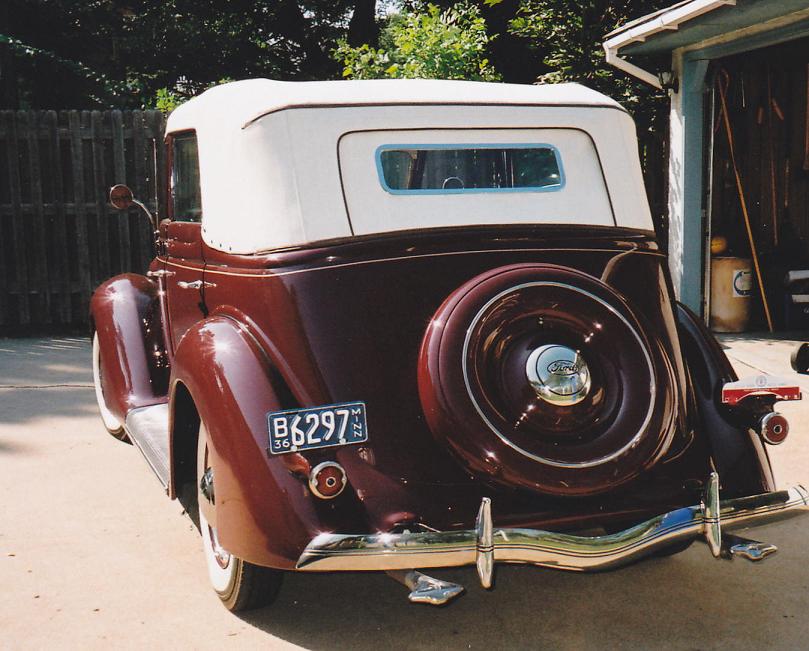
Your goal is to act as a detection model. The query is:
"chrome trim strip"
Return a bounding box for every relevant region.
[165,248,663,280]
[296,485,809,576]
[461,281,658,469]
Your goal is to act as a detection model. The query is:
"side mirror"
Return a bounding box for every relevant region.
[108,184,159,247]
[109,184,134,210]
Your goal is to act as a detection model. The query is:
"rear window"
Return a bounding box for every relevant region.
[377,144,563,194]
[338,128,614,234]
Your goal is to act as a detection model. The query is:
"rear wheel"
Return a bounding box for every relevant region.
[196,423,283,612]
[91,332,128,441]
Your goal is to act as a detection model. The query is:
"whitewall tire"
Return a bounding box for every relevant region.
[196,423,283,611]
[92,332,127,440]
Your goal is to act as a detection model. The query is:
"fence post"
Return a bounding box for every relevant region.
[26,111,51,324]
[110,109,130,275]
[4,111,30,324]
[91,110,111,284]
[68,111,92,319]
[46,110,71,324]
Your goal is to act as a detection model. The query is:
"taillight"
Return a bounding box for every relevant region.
[309,462,347,499]
[758,412,789,445]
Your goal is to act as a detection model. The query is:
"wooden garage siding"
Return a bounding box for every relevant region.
[0,110,167,330]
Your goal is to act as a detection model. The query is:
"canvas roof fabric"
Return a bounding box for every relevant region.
[164,79,651,254]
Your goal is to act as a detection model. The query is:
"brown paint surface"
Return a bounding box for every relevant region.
[91,225,766,568]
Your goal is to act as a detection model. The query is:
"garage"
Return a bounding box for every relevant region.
[605,0,809,332]
[708,38,809,331]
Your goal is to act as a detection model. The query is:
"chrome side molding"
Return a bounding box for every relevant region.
[297,473,809,588]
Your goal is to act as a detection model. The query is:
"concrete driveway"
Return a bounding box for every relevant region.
[1,335,808,650]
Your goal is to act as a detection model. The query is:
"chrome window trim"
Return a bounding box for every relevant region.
[375,142,565,195]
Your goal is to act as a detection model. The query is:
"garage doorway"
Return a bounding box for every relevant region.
[707,37,809,332]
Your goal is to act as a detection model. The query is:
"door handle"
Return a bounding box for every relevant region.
[146,269,175,278]
[177,280,216,290]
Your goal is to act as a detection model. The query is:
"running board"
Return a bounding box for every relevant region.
[124,403,170,489]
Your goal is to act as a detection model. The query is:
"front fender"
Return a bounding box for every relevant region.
[90,274,168,419]
[169,316,363,569]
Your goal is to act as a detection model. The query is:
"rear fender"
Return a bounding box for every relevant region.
[675,302,774,495]
[168,316,332,569]
[89,274,168,419]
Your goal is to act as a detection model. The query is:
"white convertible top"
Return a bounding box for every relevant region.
[165,79,652,254]
[167,78,624,131]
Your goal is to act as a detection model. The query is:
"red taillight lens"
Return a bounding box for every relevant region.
[309,462,347,499]
[759,412,789,445]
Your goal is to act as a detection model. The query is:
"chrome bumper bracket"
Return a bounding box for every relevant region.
[386,570,465,606]
[722,533,778,562]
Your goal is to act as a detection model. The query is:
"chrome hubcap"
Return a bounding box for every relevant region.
[526,344,591,406]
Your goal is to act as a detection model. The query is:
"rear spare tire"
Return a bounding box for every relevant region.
[418,264,679,497]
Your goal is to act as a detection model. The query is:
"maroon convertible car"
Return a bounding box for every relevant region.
[91,78,808,611]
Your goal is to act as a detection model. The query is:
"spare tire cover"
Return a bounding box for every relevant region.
[418,264,679,497]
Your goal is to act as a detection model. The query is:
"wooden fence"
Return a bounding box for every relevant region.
[0,110,167,331]
[0,108,671,333]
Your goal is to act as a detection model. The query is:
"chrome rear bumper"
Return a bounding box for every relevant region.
[296,474,809,587]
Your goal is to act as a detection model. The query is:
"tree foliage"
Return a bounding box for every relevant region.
[2,0,673,125]
[507,0,672,132]
[1,0,379,109]
[334,3,500,81]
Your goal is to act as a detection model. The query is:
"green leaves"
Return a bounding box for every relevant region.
[155,88,181,114]
[2,0,361,109]
[334,3,500,81]
[507,0,670,134]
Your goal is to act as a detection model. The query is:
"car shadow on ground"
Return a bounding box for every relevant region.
[0,387,99,427]
[236,517,807,650]
[0,337,98,427]
[0,337,93,387]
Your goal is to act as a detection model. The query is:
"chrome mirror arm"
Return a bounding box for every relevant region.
[109,185,160,251]
[131,198,160,246]
[132,198,158,233]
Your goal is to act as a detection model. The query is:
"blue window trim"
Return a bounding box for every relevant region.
[374,143,566,196]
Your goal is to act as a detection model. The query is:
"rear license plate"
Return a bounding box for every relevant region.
[267,401,368,455]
